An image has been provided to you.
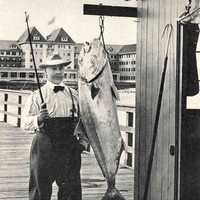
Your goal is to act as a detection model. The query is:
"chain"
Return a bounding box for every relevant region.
[98,16,110,64]
[185,0,192,14]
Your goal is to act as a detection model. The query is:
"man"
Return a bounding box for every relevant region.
[22,54,88,200]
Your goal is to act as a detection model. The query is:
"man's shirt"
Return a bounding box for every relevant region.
[22,81,78,132]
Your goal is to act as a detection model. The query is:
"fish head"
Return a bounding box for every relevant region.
[78,39,107,83]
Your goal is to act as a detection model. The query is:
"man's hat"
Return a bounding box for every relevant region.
[39,54,71,68]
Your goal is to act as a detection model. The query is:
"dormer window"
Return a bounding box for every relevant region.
[33,36,40,41]
[11,44,17,49]
[61,37,68,42]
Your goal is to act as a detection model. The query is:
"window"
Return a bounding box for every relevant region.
[127,132,133,147]
[61,37,68,41]
[20,72,26,78]
[38,73,43,78]
[6,51,10,55]
[1,72,8,77]
[67,53,70,56]
[11,44,17,49]
[40,59,42,63]
[69,73,76,79]
[29,72,35,78]
[1,51,4,55]
[11,72,17,77]
[12,52,16,55]
[40,44,43,48]
[127,112,133,127]
[127,152,132,167]
[33,36,40,40]
[113,74,117,80]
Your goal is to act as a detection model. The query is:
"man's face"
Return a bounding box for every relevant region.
[45,65,64,84]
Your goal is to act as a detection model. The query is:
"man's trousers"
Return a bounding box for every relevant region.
[29,132,82,200]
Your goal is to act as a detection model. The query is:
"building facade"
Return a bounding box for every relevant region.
[0,27,136,86]
[118,44,136,82]
[0,40,23,68]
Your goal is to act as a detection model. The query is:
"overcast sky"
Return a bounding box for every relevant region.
[0,0,137,44]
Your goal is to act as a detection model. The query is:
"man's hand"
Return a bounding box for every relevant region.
[38,103,49,126]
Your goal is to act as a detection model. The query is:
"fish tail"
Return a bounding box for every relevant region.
[102,187,126,200]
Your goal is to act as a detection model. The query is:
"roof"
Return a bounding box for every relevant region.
[0,40,21,51]
[47,28,75,44]
[73,42,136,55]
[118,44,136,54]
[105,44,123,54]
[17,27,47,44]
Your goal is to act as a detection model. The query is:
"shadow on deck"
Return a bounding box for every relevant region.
[0,122,134,200]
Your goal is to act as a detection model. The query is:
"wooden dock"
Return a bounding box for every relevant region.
[0,122,134,200]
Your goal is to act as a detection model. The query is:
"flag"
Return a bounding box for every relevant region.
[48,17,55,25]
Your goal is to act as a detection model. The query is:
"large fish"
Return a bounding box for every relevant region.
[78,38,126,200]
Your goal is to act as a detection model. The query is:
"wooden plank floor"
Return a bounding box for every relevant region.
[0,122,134,200]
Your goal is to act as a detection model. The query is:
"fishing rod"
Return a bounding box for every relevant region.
[25,12,44,104]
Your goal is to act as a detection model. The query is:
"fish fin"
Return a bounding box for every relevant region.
[111,84,120,100]
[91,84,100,99]
[102,187,126,200]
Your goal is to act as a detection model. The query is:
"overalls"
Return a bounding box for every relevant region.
[29,89,82,200]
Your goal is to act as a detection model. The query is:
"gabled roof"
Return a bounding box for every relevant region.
[17,27,47,44]
[118,44,136,54]
[0,40,21,51]
[47,28,75,44]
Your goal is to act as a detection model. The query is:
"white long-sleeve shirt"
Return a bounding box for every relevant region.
[22,80,78,132]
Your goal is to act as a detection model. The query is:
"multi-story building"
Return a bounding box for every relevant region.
[0,27,77,85]
[118,44,136,82]
[0,27,136,87]
[0,40,23,68]
[17,27,48,69]
[46,28,75,69]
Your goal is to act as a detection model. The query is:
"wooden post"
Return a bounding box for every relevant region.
[4,93,8,123]
[17,95,22,127]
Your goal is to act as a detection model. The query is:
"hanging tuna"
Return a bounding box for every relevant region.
[78,38,126,200]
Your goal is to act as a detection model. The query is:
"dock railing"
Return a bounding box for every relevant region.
[0,89,135,167]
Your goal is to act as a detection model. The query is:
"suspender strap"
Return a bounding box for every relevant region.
[68,88,76,119]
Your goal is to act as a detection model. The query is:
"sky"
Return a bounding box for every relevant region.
[0,0,137,45]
